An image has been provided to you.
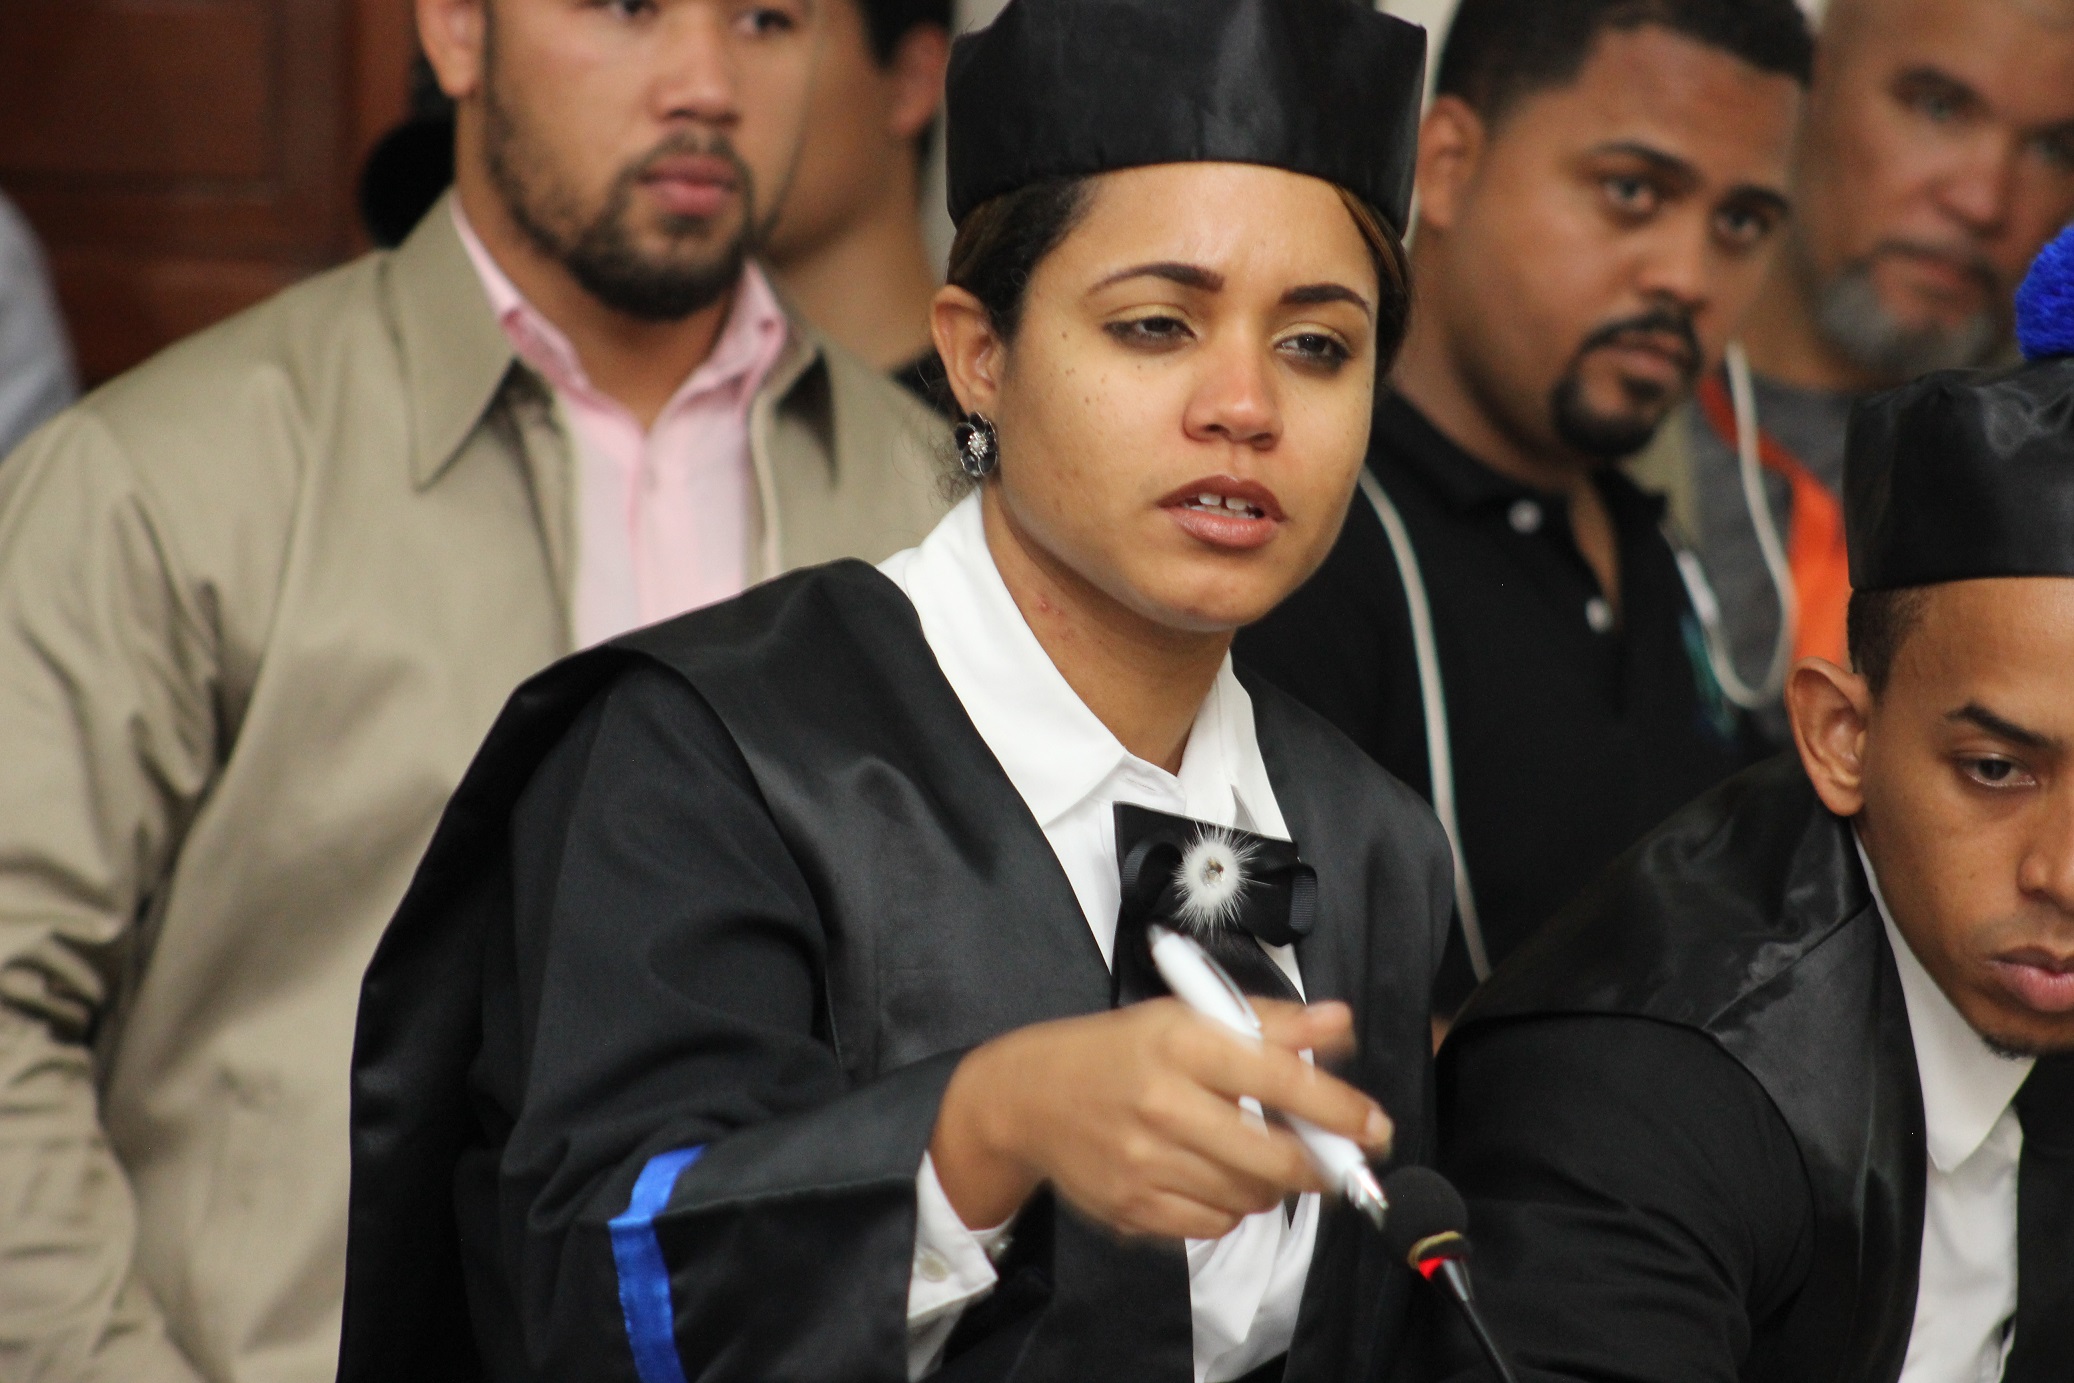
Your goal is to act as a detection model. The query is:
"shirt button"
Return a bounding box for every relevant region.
[1585,596,1615,634]
[917,1249,951,1283]
[1507,499,1543,535]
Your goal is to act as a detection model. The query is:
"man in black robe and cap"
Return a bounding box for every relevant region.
[1428,226,2074,1383]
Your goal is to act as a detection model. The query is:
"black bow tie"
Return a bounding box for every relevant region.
[1110,804,1316,1009]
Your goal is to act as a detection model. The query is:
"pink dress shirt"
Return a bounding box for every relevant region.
[454,204,790,647]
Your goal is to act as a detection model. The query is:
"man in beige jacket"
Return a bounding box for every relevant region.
[0,1,946,1379]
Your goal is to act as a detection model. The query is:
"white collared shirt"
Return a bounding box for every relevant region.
[1858,842,2034,1383]
[880,495,1317,1382]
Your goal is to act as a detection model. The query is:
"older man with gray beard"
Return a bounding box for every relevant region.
[1633,0,2074,747]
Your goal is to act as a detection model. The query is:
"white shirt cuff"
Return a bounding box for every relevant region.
[905,1151,1015,1379]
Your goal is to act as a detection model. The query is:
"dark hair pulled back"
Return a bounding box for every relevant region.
[945,178,1095,344]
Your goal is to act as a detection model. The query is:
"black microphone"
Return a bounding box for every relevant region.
[1381,1167,1520,1383]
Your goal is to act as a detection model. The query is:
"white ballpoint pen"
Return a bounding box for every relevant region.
[1146,924,1391,1231]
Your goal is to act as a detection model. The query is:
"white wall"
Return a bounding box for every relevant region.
[1381,0,1456,93]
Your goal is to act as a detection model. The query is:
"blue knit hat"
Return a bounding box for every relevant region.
[2016,222,2074,361]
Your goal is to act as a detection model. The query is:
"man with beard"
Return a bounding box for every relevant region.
[1427,241,2074,1383]
[0,0,944,1379]
[1633,0,2074,748]
[1237,0,1804,1013]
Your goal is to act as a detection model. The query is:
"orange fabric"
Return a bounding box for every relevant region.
[1696,373,1851,666]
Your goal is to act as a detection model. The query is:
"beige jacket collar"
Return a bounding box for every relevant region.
[386,195,521,491]
[386,195,849,508]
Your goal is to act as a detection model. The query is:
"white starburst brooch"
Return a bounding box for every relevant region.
[1172,828,1258,937]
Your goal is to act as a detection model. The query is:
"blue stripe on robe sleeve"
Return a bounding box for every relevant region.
[608,1146,706,1383]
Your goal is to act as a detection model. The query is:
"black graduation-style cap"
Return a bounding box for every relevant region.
[943,0,1427,231]
[1844,226,2074,593]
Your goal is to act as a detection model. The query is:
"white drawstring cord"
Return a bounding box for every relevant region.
[1358,471,1493,984]
[1672,340,1797,712]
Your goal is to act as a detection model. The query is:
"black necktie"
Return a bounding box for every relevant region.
[2003,1054,2074,1383]
[1109,804,1316,1010]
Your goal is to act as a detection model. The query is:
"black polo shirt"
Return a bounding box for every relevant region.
[1237,391,1755,1009]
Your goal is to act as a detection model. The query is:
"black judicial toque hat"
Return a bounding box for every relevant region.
[1844,225,2074,592]
[943,0,1427,231]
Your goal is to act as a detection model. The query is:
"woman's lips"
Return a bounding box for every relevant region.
[1990,950,2074,1015]
[1159,476,1285,552]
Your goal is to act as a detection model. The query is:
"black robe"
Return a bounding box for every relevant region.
[1427,755,1925,1383]
[337,561,1454,1383]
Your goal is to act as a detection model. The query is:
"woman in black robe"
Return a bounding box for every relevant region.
[338,2,1447,1380]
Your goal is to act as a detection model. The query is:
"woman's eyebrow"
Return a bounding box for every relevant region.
[1089,265,1374,318]
[1284,283,1373,318]
[1091,262,1225,293]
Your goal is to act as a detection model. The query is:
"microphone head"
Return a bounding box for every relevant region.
[1380,1166,1471,1273]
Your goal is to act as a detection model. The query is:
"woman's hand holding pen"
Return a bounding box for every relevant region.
[928,998,1394,1240]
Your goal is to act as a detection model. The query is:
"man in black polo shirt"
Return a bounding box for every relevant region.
[1238,0,1808,1011]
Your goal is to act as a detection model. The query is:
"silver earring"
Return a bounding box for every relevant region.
[954,412,1000,480]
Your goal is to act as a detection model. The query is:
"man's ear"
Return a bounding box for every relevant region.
[418,0,487,101]
[1787,657,1874,817]
[1413,94,1486,235]
[931,285,1004,419]
[886,25,951,143]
